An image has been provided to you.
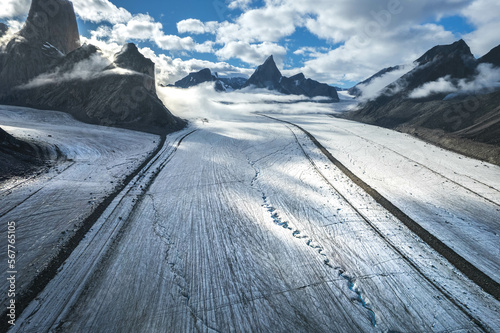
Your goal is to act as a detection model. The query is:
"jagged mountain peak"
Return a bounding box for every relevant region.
[416,39,473,66]
[0,23,7,38]
[478,43,500,67]
[243,55,282,89]
[113,42,155,77]
[289,73,306,81]
[20,0,80,54]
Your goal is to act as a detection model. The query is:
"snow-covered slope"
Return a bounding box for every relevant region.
[11,89,500,332]
[0,105,158,313]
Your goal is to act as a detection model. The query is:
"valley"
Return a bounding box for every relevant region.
[2,93,499,332]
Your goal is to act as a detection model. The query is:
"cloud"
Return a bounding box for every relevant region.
[228,0,254,10]
[71,0,132,24]
[0,20,24,48]
[88,14,214,53]
[2,0,496,88]
[0,0,30,19]
[408,63,500,99]
[461,0,500,56]
[408,75,458,99]
[355,64,415,101]
[177,19,219,35]
[0,0,132,25]
[20,53,112,89]
[157,84,351,123]
[296,23,456,85]
[138,47,253,85]
[182,0,473,84]
[216,41,287,66]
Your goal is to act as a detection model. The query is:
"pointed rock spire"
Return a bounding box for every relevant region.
[20,0,80,54]
[243,55,282,89]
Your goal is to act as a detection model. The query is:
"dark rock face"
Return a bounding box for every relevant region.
[280,73,339,100]
[0,23,7,38]
[0,0,185,135]
[175,68,215,88]
[478,44,500,67]
[174,68,247,92]
[348,66,402,97]
[243,55,283,90]
[344,39,500,164]
[0,126,45,181]
[20,0,80,54]
[1,45,185,135]
[243,56,339,101]
[109,43,156,93]
[0,0,81,91]
[215,77,247,91]
[403,39,476,92]
[173,56,339,101]
[113,43,155,77]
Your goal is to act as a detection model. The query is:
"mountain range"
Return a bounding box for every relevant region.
[173,68,247,92]
[174,55,340,102]
[344,39,500,164]
[0,0,185,135]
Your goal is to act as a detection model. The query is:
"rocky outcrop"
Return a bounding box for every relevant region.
[0,0,185,135]
[173,56,339,101]
[348,66,403,97]
[0,23,7,38]
[20,0,80,54]
[344,40,500,164]
[174,68,247,92]
[280,73,340,100]
[478,44,500,68]
[1,44,185,134]
[215,76,247,91]
[0,127,45,181]
[0,0,81,91]
[243,55,340,101]
[175,68,215,88]
[243,55,283,91]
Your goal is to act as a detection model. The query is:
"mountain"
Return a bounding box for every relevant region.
[243,55,340,102]
[348,65,403,97]
[344,39,500,164]
[1,43,185,134]
[175,68,215,88]
[214,76,247,91]
[174,68,247,92]
[0,0,185,135]
[22,0,80,54]
[172,56,339,101]
[280,73,340,100]
[0,0,80,91]
[243,55,283,91]
[478,44,500,67]
[0,23,7,38]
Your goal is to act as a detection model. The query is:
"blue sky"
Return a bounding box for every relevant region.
[1,0,499,88]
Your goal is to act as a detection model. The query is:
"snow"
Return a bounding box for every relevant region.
[3,88,500,332]
[0,105,159,313]
[274,113,500,285]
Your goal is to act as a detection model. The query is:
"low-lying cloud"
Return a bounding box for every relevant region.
[18,52,147,90]
[157,84,356,122]
[355,64,415,101]
[408,63,500,99]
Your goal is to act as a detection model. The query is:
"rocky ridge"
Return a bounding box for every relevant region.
[0,0,185,135]
[345,39,500,164]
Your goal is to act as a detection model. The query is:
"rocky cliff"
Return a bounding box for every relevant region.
[344,40,500,164]
[243,55,339,101]
[0,0,185,135]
